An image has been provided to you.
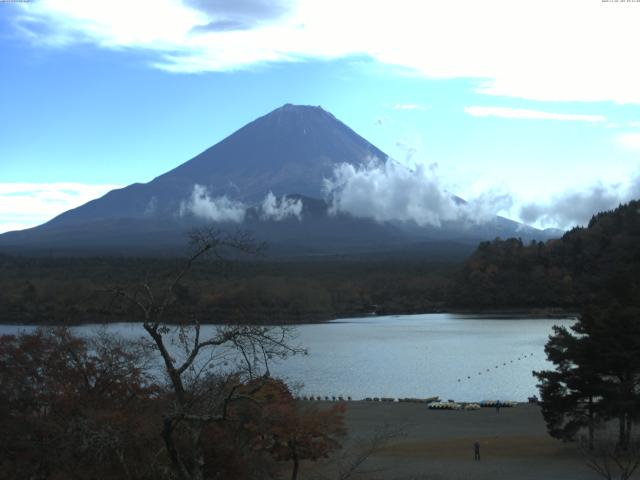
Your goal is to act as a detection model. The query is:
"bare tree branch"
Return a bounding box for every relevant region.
[106,227,301,480]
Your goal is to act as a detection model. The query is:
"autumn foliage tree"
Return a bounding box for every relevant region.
[269,402,347,480]
[195,377,347,480]
[0,327,348,480]
[237,378,347,480]
[0,327,161,480]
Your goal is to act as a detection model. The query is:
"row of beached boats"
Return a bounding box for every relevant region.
[295,395,518,409]
[428,400,517,410]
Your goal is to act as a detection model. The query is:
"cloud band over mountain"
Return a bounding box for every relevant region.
[323,160,513,227]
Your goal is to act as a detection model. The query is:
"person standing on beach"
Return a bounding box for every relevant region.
[495,400,501,413]
[474,441,480,461]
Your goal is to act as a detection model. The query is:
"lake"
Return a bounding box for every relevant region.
[0,313,576,402]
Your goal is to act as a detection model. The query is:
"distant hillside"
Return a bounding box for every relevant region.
[453,200,640,309]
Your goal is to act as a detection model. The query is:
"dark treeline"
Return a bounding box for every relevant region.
[0,254,454,324]
[454,200,640,310]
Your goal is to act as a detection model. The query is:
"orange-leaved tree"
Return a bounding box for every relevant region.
[0,327,161,479]
[236,378,347,480]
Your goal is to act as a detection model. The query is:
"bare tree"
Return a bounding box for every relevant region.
[580,436,640,480]
[113,228,305,480]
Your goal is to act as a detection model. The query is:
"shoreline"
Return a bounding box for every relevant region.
[0,307,579,327]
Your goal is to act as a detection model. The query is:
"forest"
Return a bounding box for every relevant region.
[2,200,640,325]
[454,199,640,310]
[0,254,454,325]
[529,201,640,477]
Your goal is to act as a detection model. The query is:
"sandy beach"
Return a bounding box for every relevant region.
[299,401,634,480]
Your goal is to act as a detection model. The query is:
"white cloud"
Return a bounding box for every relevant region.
[180,184,246,222]
[392,104,426,111]
[395,139,420,165]
[0,182,122,234]
[14,0,640,104]
[321,158,638,230]
[463,190,514,224]
[617,133,640,151]
[144,196,158,216]
[260,191,303,221]
[179,185,304,223]
[464,106,607,123]
[323,159,511,227]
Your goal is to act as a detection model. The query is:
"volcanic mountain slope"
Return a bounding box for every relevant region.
[0,104,557,257]
[45,104,384,226]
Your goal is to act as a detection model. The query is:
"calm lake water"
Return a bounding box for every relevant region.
[0,313,576,402]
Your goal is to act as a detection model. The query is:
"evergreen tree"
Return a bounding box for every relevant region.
[535,303,640,449]
[535,321,604,449]
[580,304,640,448]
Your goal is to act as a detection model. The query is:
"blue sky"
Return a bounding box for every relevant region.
[1,0,640,233]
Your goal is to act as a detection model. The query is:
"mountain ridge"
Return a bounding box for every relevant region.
[0,104,558,256]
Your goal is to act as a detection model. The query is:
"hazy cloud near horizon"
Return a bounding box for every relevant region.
[519,172,640,228]
[0,182,122,234]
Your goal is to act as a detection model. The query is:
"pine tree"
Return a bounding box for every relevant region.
[535,321,604,449]
[535,303,640,449]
